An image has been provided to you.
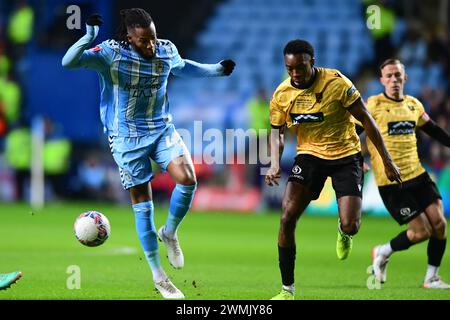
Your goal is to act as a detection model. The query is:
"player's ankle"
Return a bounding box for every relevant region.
[282,284,295,294]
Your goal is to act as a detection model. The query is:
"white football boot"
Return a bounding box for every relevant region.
[372,245,389,283]
[158,226,184,269]
[423,276,450,289]
[155,278,185,299]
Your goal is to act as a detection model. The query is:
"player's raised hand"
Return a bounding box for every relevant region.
[86,14,103,26]
[220,59,236,76]
[85,14,102,40]
[265,166,281,187]
[384,159,402,185]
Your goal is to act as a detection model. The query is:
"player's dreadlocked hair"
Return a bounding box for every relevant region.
[283,39,314,57]
[116,8,154,42]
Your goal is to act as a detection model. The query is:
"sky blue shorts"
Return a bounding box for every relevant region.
[108,124,188,190]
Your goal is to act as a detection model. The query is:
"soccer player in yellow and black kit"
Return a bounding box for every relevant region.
[265,40,401,300]
[368,59,450,289]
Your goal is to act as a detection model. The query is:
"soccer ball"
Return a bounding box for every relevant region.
[74,211,111,247]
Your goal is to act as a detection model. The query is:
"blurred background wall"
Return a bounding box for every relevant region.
[0,0,448,215]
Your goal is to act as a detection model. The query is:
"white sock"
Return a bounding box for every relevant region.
[152,268,167,283]
[282,284,295,294]
[425,265,438,282]
[378,243,393,257]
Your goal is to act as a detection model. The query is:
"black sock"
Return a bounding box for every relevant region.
[427,237,447,267]
[278,245,296,286]
[390,230,413,252]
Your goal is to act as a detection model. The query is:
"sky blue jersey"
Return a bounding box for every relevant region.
[62,27,225,137]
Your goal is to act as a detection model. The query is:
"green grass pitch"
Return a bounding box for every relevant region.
[0,202,449,300]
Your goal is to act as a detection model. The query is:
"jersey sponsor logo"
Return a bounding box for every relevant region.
[388,121,416,135]
[290,112,324,124]
[90,45,102,52]
[347,85,357,97]
[124,77,160,97]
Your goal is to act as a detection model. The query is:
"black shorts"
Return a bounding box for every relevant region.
[378,172,442,225]
[287,152,364,200]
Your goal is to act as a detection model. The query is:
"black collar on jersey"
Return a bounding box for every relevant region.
[383,92,404,102]
[291,67,317,89]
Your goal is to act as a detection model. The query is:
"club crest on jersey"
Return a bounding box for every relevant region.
[155,60,165,74]
[407,105,415,111]
[388,121,416,135]
[290,112,324,124]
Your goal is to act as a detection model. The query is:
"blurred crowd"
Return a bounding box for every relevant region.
[0,0,33,142]
[0,1,34,201]
[0,1,126,203]
[361,0,449,171]
[0,0,448,205]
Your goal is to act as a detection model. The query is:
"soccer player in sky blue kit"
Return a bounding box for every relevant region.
[62,9,235,299]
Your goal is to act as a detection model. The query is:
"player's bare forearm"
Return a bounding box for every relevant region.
[265,126,284,186]
[349,100,389,162]
[270,126,285,167]
[348,99,402,183]
[363,117,391,163]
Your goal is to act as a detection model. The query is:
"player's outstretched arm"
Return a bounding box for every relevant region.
[171,59,235,77]
[265,125,284,186]
[419,118,450,147]
[61,14,103,69]
[348,98,402,184]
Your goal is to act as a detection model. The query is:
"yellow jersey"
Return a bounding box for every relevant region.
[366,93,429,186]
[270,67,361,160]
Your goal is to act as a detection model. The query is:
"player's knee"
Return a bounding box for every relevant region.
[178,174,197,186]
[432,218,447,239]
[281,203,298,229]
[280,215,297,235]
[410,228,432,242]
[340,219,360,235]
[282,199,297,217]
[129,184,152,203]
